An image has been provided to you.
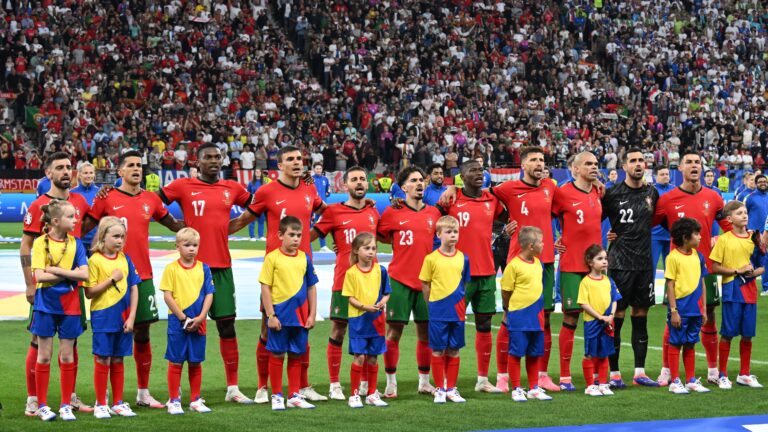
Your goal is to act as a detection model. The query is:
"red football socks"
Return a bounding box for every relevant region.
[219,337,239,387]
[668,345,681,381]
[683,346,696,382]
[25,343,37,397]
[416,340,432,373]
[475,331,492,377]
[94,360,109,406]
[719,338,731,375]
[740,339,753,376]
[350,362,363,395]
[446,356,460,389]
[134,341,152,389]
[542,324,552,373]
[60,361,75,406]
[559,325,576,378]
[593,357,608,385]
[35,362,50,407]
[110,362,125,403]
[257,338,270,388]
[366,363,379,395]
[496,326,509,374]
[582,358,594,386]
[701,318,718,368]
[327,339,343,383]
[168,362,183,400]
[287,356,301,396]
[508,355,521,388]
[384,339,399,373]
[269,355,284,395]
[525,355,540,388]
[431,355,445,390]
[188,363,202,401]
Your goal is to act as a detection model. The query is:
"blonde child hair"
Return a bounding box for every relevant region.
[518,226,543,248]
[436,215,459,234]
[176,227,201,244]
[349,232,376,266]
[90,216,126,253]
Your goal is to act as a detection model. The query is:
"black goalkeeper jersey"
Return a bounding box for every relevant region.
[602,182,659,271]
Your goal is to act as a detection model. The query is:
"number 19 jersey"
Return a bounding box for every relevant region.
[552,183,603,273]
[442,189,503,276]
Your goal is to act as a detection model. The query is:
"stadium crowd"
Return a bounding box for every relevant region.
[0,0,767,179]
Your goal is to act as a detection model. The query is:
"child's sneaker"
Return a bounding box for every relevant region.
[584,385,602,397]
[608,373,626,389]
[37,405,57,421]
[25,397,38,417]
[718,375,733,390]
[633,374,659,387]
[495,374,510,393]
[348,394,363,409]
[136,390,165,409]
[526,387,552,401]
[329,383,345,401]
[559,378,577,392]
[511,387,528,402]
[271,394,285,411]
[287,393,315,409]
[365,392,388,407]
[359,381,369,397]
[474,377,502,393]
[668,378,689,394]
[110,402,137,417]
[166,399,184,415]
[433,388,446,404]
[70,394,94,413]
[94,404,112,419]
[598,384,614,396]
[446,388,466,403]
[538,375,561,392]
[384,382,398,398]
[254,386,269,404]
[736,375,764,388]
[657,368,671,387]
[685,378,711,393]
[58,404,76,421]
[189,399,212,413]
[225,386,254,404]
[299,386,328,402]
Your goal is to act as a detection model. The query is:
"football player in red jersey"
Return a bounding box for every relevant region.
[160,143,255,404]
[20,152,92,416]
[82,150,184,408]
[229,146,328,403]
[653,151,730,386]
[377,166,442,398]
[310,166,380,400]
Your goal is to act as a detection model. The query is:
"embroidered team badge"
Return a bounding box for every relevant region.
[223,190,231,205]
[142,203,151,219]
[305,195,311,209]
[427,219,433,229]
[24,212,32,225]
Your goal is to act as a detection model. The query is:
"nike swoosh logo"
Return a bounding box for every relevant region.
[342,220,352,225]
[399,221,409,225]
[619,201,628,205]
[675,205,684,209]
[276,200,286,205]
[456,203,468,208]
[113,206,124,210]
[572,202,581,207]
[517,193,527,198]
[191,192,203,196]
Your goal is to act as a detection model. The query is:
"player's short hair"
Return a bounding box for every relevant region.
[91,216,126,254]
[46,151,71,169]
[278,215,302,233]
[723,200,746,216]
[584,244,606,267]
[518,226,543,248]
[670,217,701,247]
[622,147,644,164]
[520,146,545,163]
[427,163,444,175]
[197,142,220,157]
[680,150,701,162]
[396,166,426,187]
[349,232,376,266]
[435,215,458,234]
[176,227,201,244]
[460,159,480,176]
[343,165,367,182]
[277,145,301,162]
[119,150,142,167]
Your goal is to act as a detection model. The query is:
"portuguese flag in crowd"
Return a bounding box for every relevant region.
[25,106,41,129]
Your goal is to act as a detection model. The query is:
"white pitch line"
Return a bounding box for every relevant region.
[465,322,768,366]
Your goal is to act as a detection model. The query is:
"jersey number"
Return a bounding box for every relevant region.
[520,201,529,216]
[192,200,205,216]
[677,212,685,219]
[280,208,287,220]
[457,212,470,227]
[344,228,357,244]
[576,209,584,224]
[619,208,634,223]
[148,294,157,313]
[399,230,413,245]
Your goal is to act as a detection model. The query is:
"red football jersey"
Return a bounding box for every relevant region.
[313,203,380,291]
[653,186,729,271]
[23,193,90,238]
[492,179,556,264]
[442,190,503,276]
[552,182,603,273]
[160,178,251,268]
[88,188,169,280]
[248,179,323,255]
[378,204,441,290]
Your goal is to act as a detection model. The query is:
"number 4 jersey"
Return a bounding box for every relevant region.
[378,204,441,290]
[602,182,659,271]
[552,182,603,273]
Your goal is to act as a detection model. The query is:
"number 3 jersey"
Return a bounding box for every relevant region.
[602,182,659,271]
[552,183,603,273]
